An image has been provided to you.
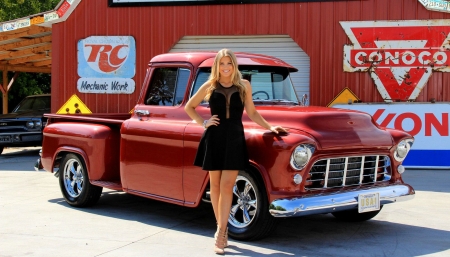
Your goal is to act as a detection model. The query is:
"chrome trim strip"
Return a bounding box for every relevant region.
[342,157,348,186]
[374,155,379,182]
[323,159,330,188]
[269,184,415,218]
[359,156,365,184]
[0,132,42,135]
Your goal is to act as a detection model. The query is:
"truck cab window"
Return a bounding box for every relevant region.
[145,67,190,106]
[191,66,299,105]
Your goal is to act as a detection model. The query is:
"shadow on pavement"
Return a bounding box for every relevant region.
[403,169,450,193]
[48,190,449,257]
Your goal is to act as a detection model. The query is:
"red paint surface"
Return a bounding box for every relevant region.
[42,52,412,207]
[51,0,450,113]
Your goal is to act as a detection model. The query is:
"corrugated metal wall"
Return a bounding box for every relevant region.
[51,0,450,113]
[170,35,311,99]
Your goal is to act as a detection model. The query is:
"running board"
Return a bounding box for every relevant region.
[91,180,123,191]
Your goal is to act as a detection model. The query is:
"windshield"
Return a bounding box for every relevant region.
[13,96,51,113]
[191,66,299,105]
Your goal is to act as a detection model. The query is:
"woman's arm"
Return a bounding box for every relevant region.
[185,82,219,129]
[243,80,287,134]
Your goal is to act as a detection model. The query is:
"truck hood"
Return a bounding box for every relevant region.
[254,106,394,150]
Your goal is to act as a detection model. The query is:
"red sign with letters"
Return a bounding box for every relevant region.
[341,20,450,102]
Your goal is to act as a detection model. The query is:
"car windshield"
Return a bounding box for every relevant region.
[13,96,51,113]
[191,66,299,105]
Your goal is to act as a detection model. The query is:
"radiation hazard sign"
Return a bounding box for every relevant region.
[56,94,92,114]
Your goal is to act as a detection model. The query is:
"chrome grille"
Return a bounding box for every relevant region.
[306,155,391,189]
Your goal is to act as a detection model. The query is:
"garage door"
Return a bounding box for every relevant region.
[170,35,310,103]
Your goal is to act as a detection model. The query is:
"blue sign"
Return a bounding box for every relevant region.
[77,36,136,78]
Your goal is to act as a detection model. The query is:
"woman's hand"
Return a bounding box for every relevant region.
[204,115,220,128]
[269,125,288,134]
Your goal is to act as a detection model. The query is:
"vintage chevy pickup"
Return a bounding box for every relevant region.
[39,52,415,240]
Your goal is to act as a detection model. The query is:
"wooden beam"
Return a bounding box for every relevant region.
[2,70,8,114]
[0,83,5,94]
[0,44,52,59]
[8,53,50,65]
[6,65,51,73]
[33,59,52,67]
[0,35,52,51]
[0,26,51,41]
[7,72,19,92]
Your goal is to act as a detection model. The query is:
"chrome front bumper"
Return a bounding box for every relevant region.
[269,184,415,217]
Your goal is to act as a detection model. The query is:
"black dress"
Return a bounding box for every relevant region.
[194,83,249,171]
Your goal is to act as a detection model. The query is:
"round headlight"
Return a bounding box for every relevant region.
[26,121,34,129]
[394,139,414,162]
[290,144,315,170]
[34,120,42,128]
[397,141,408,158]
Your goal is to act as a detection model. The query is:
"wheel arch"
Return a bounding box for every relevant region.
[247,161,271,201]
[53,146,90,177]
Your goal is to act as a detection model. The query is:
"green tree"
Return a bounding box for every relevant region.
[0,0,59,111]
[0,0,59,21]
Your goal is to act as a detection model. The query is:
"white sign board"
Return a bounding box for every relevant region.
[333,103,449,168]
[77,78,135,94]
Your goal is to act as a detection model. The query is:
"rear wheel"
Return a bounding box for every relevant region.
[332,206,383,222]
[59,153,102,207]
[228,170,277,241]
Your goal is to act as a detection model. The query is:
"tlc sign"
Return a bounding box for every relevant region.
[77,36,136,78]
[341,20,450,102]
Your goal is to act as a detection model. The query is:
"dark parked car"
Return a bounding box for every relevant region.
[0,94,50,154]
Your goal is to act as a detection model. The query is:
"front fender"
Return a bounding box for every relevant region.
[245,128,316,197]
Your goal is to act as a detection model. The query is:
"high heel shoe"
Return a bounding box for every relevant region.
[215,225,228,247]
[214,227,227,255]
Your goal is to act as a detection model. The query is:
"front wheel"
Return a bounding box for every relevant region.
[228,170,277,241]
[331,206,383,222]
[59,153,103,207]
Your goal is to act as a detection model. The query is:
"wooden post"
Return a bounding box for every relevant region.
[2,70,7,114]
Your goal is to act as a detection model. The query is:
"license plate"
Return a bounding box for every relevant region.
[0,135,11,142]
[358,192,380,213]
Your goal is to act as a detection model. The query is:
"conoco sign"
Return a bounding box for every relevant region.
[341,20,450,102]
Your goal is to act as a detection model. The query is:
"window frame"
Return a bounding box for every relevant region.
[143,63,193,107]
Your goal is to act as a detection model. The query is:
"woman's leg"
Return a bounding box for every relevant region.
[218,170,239,229]
[209,171,222,223]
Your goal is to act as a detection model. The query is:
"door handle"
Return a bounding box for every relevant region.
[134,110,150,120]
[135,110,149,116]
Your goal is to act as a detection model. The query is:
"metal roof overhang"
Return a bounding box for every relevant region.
[0,25,52,74]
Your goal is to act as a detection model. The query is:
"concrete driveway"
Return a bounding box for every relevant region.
[0,147,449,257]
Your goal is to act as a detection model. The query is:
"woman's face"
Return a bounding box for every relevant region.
[218,56,233,80]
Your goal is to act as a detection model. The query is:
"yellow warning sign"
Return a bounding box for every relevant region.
[56,94,92,114]
[327,87,360,107]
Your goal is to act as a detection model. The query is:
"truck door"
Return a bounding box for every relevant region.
[121,65,191,202]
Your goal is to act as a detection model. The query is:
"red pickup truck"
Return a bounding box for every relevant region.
[39,52,415,240]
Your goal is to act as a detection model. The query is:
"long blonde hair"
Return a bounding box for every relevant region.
[204,49,246,102]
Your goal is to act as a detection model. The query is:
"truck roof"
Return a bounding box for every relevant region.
[149,51,298,72]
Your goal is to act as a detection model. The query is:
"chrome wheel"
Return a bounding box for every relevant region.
[63,159,84,198]
[229,175,258,228]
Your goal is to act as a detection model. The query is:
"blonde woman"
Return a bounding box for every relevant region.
[185,49,286,254]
